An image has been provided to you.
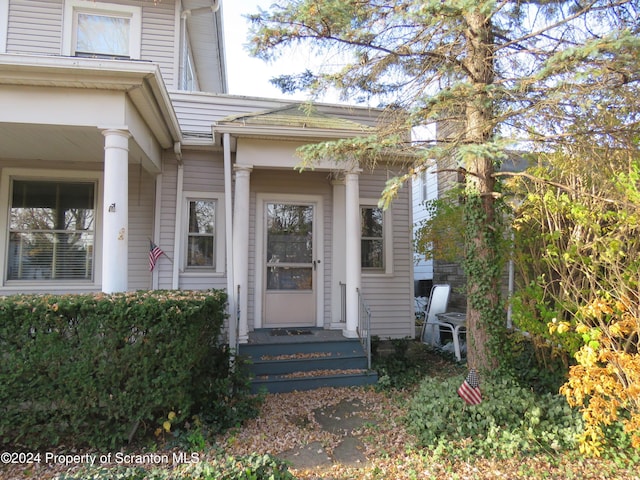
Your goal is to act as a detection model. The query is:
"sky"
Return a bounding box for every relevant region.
[221,1,341,103]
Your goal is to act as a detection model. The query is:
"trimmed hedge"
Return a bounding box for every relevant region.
[0,290,228,449]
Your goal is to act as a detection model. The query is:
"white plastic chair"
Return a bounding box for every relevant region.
[420,284,451,345]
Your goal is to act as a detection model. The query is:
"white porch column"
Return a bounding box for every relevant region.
[331,176,347,328]
[344,169,361,338]
[101,129,131,293]
[233,165,252,343]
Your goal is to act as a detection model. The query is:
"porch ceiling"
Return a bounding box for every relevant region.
[0,54,182,173]
[0,123,149,168]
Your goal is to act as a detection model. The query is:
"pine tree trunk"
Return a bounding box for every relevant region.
[462,10,500,372]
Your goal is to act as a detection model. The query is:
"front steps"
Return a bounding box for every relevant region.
[238,329,378,394]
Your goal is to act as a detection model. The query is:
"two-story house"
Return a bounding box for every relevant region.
[0,0,415,359]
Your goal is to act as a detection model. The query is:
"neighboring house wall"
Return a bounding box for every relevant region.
[432,151,467,311]
[412,164,437,297]
[5,0,177,88]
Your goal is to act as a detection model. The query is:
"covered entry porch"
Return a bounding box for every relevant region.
[214,105,375,346]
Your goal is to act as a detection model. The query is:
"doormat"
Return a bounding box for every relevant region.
[271,329,314,336]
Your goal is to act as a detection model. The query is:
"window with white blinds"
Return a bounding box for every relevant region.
[8,180,96,281]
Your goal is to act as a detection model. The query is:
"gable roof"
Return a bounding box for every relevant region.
[213,104,374,141]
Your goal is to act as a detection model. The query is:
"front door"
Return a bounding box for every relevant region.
[263,202,316,327]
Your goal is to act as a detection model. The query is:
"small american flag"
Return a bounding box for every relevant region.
[149,240,164,272]
[458,369,482,405]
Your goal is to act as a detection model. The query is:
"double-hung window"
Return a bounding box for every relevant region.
[63,1,141,59]
[8,180,96,281]
[361,206,384,270]
[186,199,216,269]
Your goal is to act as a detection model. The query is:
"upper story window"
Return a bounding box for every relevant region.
[63,1,141,59]
[8,180,96,281]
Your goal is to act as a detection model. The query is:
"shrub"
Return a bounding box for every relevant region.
[55,454,297,480]
[406,373,582,459]
[0,290,239,449]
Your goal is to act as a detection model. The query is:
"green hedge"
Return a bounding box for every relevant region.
[0,290,228,449]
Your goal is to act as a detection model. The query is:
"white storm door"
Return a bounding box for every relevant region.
[263,202,317,327]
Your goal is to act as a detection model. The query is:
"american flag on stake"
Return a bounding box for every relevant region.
[149,240,164,272]
[458,368,482,405]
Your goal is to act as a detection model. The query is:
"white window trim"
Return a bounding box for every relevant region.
[0,168,103,290]
[62,0,142,59]
[0,0,8,53]
[361,198,393,276]
[181,191,225,276]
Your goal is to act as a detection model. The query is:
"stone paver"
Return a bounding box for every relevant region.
[276,398,376,470]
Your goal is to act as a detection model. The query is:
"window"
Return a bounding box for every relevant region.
[75,13,130,58]
[421,170,428,202]
[361,206,384,270]
[8,180,95,281]
[186,199,216,269]
[63,1,141,59]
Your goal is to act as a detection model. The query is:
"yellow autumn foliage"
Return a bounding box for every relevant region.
[560,298,640,456]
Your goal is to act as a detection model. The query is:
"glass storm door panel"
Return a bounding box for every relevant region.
[264,203,316,327]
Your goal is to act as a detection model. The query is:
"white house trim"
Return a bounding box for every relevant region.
[360,197,394,277]
[172,163,184,289]
[0,0,8,54]
[223,134,236,349]
[62,0,142,59]
[180,191,225,276]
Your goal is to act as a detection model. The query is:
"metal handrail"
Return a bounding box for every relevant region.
[357,288,372,370]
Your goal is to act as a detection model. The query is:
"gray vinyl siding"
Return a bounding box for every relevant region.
[6,0,63,55]
[178,149,226,291]
[169,92,383,141]
[156,150,227,291]
[156,153,178,289]
[6,0,177,87]
[361,168,415,339]
[128,163,155,290]
[138,0,176,88]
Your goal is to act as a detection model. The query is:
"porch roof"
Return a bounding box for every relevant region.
[213,104,374,142]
